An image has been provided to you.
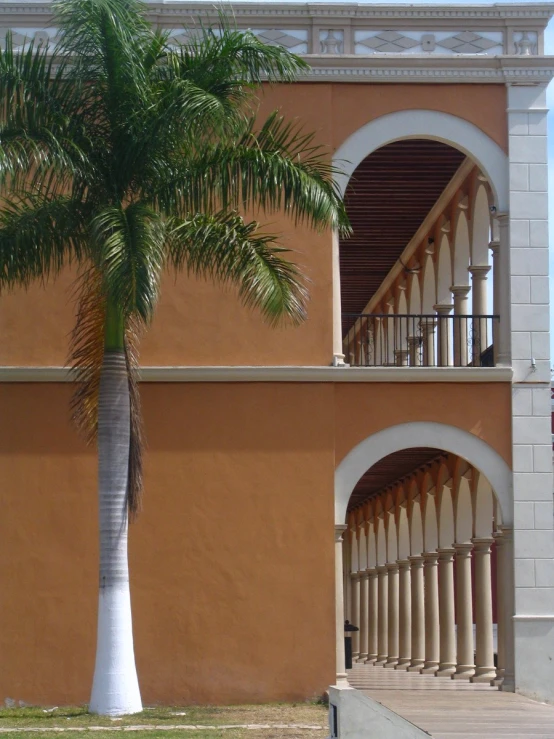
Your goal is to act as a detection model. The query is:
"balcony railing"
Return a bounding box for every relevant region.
[342,314,499,368]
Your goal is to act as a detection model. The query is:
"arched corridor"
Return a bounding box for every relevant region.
[334,424,514,693]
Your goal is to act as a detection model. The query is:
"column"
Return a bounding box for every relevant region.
[350,572,361,660]
[489,239,500,364]
[493,214,510,367]
[420,317,437,367]
[436,548,456,677]
[468,265,491,364]
[358,571,369,662]
[384,562,399,668]
[433,304,453,367]
[394,349,409,366]
[452,543,475,679]
[334,525,348,684]
[407,336,422,366]
[366,568,378,664]
[494,528,515,691]
[450,285,471,366]
[421,552,440,674]
[471,538,496,683]
[408,555,425,671]
[332,230,346,366]
[375,565,389,665]
[396,560,412,669]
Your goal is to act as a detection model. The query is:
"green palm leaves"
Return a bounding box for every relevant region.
[0,0,349,515]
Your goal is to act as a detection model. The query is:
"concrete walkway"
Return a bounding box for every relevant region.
[348,663,554,739]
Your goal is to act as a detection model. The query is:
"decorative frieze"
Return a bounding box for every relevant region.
[354,30,503,56]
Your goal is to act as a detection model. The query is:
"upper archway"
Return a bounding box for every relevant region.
[333,110,508,211]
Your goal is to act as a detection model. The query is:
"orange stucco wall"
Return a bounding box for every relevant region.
[0,83,507,368]
[0,380,510,705]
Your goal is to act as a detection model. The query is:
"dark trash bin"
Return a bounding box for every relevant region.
[344,620,359,670]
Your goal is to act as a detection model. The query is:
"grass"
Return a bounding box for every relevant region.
[0,704,328,738]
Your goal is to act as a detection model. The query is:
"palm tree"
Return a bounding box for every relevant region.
[0,0,348,716]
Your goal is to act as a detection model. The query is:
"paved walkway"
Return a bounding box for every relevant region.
[348,663,554,739]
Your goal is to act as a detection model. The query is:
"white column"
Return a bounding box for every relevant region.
[366,568,378,664]
[433,304,453,367]
[421,552,440,674]
[396,560,412,670]
[407,336,422,367]
[408,556,425,672]
[332,230,346,366]
[375,566,389,666]
[489,239,500,364]
[358,571,369,662]
[494,214,511,366]
[508,84,554,704]
[334,525,348,684]
[436,548,457,677]
[452,543,475,680]
[420,318,437,367]
[495,528,515,691]
[351,572,361,660]
[471,538,496,683]
[450,286,471,366]
[468,266,491,363]
[384,562,399,668]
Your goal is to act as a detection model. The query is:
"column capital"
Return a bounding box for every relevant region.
[493,526,513,546]
[493,211,509,225]
[408,554,425,566]
[386,561,400,573]
[359,570,370,581]
[437,547,456,562]
[334,524,348,542]
[450,285,471,297]
[433,303,453,316]
[454,542,473,557]
[420,317,438,335]
[471,537,494,553]
[422,551,440,565]
[366,567,378,578]
[350,571,362,581]
[397,559,411,570]
[376,564,388,574]
[489,239,500,256]
[468,265,491,280]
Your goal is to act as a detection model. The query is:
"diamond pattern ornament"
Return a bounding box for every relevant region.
[358,31,419,53]
[254,29,307,52]
[438,32,499,54]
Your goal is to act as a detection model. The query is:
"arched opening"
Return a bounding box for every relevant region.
[336,111,506,369]
[336,423,513,689]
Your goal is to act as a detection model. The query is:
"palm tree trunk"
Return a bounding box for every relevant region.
[89,343,142,715]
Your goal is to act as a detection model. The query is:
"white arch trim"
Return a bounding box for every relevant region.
[333,110,508,212]
[335,421,512,526]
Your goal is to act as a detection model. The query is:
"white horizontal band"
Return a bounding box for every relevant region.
[513,614,554,622]
[0,365,513,383]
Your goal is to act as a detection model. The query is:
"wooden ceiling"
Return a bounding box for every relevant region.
[347,447,446,512]
[340,139,466,327]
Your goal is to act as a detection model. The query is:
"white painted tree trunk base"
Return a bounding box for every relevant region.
[89,585,142,716]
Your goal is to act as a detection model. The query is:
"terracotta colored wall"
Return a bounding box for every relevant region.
[0,84,507,368]
[0,379,510,705]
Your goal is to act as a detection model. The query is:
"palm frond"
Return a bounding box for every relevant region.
[90,203,165,323]
[0,194,87,287]
[167,211,308,326]
[152,111,350,234]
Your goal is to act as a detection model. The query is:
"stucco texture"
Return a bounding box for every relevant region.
[0,380,510,705]
[0,83,507,368]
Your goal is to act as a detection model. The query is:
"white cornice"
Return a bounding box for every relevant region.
[0,365,513,383]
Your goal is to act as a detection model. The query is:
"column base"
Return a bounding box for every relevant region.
[374,656,388,666]
[407,660,425,672]
[395,659,411,671]
[357,654,369,663]
[420,663,439,675]
[436,665,456,677]
[384,658,399,668]
[352,653,360,662]
[452,666,475,680]
[336,673,349,685]
[471,667,497,683]
[364,655,377,665]
[500,677,515,693]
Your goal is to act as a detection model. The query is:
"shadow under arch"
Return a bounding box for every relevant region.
[335,421,512,526]
[333,109,508,211]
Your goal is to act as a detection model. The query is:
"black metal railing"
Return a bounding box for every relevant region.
[342,313,499,368]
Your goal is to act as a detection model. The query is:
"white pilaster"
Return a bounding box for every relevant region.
[507,83,554,704]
